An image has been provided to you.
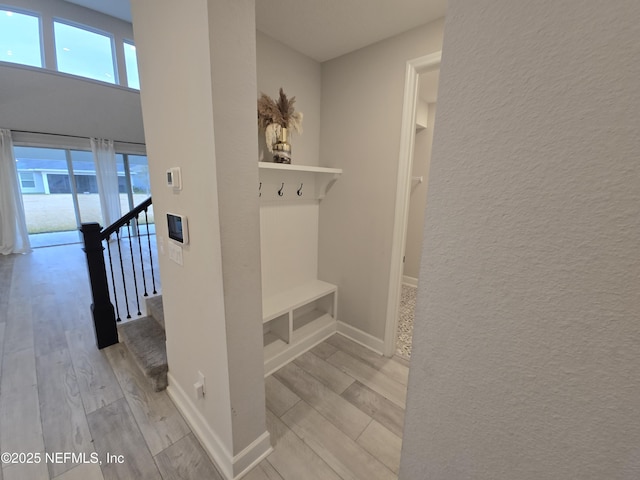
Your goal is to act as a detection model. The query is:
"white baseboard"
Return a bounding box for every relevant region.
[231,430,273,480]
[166,374,272,480]
[402,275,418,287]
[336,321,384,355]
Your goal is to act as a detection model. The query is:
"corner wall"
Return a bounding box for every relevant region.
[130,0,268,478]
[318,20,445,343]
[256,31,321,166]
[401,1,640,479]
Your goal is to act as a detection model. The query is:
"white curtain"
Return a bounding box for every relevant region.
[92,138,121,227]
[0,129,31,255]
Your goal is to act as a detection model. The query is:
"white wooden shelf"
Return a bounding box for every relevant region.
[258,162,342,174]
[263,279,336,322]
[258,162,342,200]
[262,280,337,376]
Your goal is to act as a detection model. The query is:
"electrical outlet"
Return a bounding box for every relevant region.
[193,371,206,399]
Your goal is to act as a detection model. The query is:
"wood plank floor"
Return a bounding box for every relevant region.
[0,244,408,479]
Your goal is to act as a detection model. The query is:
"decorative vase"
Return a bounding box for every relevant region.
[272,127,291,164]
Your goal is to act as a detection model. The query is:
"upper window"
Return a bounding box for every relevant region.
[0,9,43,67]
[54,20,116,84]
[123,41,139,90]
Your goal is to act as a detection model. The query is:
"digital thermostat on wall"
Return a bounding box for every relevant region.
[166,167,182,190]
[167,213,189,245]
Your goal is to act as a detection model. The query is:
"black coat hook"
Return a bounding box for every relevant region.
[297,183,303,196]
[259,182,262,197]
[278,183,284,196]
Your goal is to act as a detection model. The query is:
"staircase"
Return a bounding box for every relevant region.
[118,295,168,391]
[81,197,168,391]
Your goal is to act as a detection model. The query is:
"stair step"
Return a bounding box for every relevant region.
[118,316,168,392]
[146,295,165,329]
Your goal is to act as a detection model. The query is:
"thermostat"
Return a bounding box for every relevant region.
[167,213,188,244]
[166,167,182,190]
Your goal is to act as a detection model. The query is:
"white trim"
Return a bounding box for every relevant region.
[11,131,146,155]
[402,275,419,288]
[231,431,273,480]
[336,321,384,355]
[166,373,272,480]
[383,51,441,357]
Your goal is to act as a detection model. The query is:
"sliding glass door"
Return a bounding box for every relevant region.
[116,153,154,234]
[14,146,151,247]
[14,146,81,247]
[70,149,103,226]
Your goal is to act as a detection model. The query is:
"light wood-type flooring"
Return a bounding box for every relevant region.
[0,244,408,479]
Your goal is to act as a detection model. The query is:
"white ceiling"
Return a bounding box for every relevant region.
[63,0,447,62]
[63,0,132,25]
[255,0,447,62]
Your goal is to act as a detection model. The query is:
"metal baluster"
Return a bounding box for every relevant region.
[126,221,142,316]
[135,213,149,297]
[105,234,122,321]
[116,228,132,319]
[144,208,157,294]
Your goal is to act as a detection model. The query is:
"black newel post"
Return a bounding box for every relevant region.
[81,222,118,349]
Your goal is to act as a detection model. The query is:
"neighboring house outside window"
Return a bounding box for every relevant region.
[19,171,37,191]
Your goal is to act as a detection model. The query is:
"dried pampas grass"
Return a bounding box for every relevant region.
[257,88,303,135]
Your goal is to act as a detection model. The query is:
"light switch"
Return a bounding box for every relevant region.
[168,242,183,266]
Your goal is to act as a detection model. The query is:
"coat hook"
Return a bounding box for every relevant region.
[278,182,284,196]
[297,183,303,196]
[259,182,262,197]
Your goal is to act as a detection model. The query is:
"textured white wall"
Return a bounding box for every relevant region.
[256,31,321,166]
[400,1,640,479]
[319,20,444,341]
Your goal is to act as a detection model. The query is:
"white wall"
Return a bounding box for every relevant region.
[403,101,435,280]
[131,0,268,477]
[0,0,143,142]
[256,31,321,166]
[260,201,319,298]
[401,1,640,479]
[0,65,144,143]
[318,19,445,341]
[207,0,269,463]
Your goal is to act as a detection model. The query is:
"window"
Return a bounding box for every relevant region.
[19,172,36,189]
[123,41,140,89]
[0,9,43,67]
[54,20,116,84]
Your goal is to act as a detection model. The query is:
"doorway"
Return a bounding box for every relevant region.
[394,69,439,359]
[384,52,441,357]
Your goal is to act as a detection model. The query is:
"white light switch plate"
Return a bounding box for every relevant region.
[168,242,183,266]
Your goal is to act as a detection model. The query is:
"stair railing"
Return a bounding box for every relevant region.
[81,197,157,349]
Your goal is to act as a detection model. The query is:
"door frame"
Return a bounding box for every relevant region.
[383,51,441,357]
